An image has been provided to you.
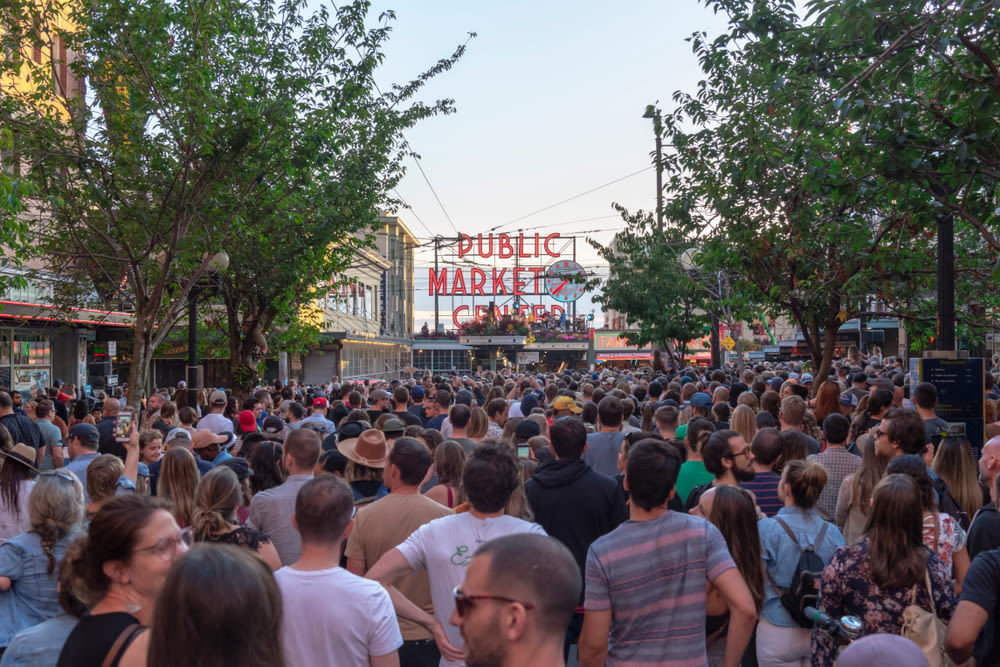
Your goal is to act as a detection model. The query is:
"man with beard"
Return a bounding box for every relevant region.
[448,534,580,667]
[684,430,756,512]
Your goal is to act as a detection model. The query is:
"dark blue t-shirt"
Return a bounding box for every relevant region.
[741,471,783,517]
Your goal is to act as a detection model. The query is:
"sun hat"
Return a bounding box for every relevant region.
[337,428,387,468]
[0,443,39,473]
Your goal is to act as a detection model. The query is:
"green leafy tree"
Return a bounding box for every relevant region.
[661,0,937,386]
[589,206,710,369]
[0,0,461,404]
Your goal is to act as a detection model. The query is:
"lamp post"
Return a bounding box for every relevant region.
[187,251,229,405]
[643,104,664,232]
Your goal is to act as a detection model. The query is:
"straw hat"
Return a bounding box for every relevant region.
[0,443,39,473]
[337,428,387,468]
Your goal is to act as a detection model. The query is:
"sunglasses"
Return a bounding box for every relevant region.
[452,586,534,618]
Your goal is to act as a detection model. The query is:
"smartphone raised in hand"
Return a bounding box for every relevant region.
[115,409,134,442]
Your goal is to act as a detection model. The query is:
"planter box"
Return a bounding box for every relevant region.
[460,335,527,346]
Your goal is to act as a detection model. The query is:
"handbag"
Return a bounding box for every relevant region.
[900,567,951,667]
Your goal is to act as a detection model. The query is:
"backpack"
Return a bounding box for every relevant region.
[932,476,970,531]
[766,517,830,628]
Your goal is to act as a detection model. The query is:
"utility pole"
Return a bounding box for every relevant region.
[643,104,664,232]
[937,212,955,351]
[433,236,440,334]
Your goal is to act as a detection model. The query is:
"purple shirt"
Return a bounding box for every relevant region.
[585,511,735,666]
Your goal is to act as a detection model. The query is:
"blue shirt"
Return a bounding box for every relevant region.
[758,506,845,627]
[0,532,78,646]
[212,449,234,467]
[0,613,78,666]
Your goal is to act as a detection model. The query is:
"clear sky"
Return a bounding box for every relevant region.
[354,0,732,329]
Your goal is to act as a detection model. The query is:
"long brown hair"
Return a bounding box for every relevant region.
[192,467,241,542]
[865,474,928,589]
[813,380,841,424]
[932,436,984,520]
[148,544,284,667]
[159,448,200,527]
[851,438,888,516]
[708,486,765,611]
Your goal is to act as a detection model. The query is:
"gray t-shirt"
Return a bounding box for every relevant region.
[925,416,950,444]
[582,431,627,478]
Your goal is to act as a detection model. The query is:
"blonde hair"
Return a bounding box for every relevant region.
[159,448,200,527]
[467,407,489,440]
[86,455,124,504]
[193,467,242,541]
[730,405,757,446]
[29,473,85,575]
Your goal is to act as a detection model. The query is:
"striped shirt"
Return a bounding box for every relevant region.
[741,472,783,517]
[585,511,736,666]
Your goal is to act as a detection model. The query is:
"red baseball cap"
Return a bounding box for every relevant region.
[313,397,329,408]
[238,410,257,433]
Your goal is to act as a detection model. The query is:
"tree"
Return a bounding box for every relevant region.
[0,0,460,405]
[660,0,934,387]
[589,206,710,370]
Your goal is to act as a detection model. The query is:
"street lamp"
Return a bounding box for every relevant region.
[188,251,229,403]
[643,104,664,232]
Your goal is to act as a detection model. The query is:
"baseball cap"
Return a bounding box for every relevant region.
[165,428,191,445]
[839,392,859,407]
[767,377,783,390]
[218,457,252,481]
[238,410,258,433]
[379,417,406,435]
[336,421,369,444]
[520,393,539,415]
[552,396,582,414]
[313,397,329,408]
[801,373,814,383]
[690,392,713,409]
[514,420,541,443]
[411,386,425,401]
[177,380,187,389]
[209,389,227,406]
[262,416,285,435]
[68,422,100,444]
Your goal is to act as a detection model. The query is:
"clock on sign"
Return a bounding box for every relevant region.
[544,260,586,303]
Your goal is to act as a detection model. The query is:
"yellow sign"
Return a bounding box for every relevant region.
[721,335,736,351]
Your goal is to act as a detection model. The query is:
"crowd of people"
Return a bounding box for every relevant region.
[1,353,1000,665]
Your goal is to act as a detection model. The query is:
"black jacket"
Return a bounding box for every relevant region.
[0,412,41,449]
[525,458,627,590]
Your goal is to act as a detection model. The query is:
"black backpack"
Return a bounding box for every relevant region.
[766,518,829,628]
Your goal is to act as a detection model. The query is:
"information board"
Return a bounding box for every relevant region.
[918,357,986,456]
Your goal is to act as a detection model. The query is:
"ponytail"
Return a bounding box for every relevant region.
[784,460,828,509]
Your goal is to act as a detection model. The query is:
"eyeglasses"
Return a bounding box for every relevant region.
[133,526,194,560]
[874,429,886,439]
[452,586,534,617]
[728,446,752,460]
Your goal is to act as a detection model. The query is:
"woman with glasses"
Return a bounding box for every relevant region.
[0,472,84,650]
[192,467,280,571]
[756,460,844,666]
[57,495,191,667]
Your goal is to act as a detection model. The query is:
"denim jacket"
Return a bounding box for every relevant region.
[757,506,845,627]
[0,532,78,646]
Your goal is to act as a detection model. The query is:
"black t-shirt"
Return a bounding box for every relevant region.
[57,612,142,667]
[959,548,1000,665]
[391,410,422,427]
[969,503,1000,559]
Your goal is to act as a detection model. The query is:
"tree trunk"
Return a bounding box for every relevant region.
[125,315,154,411]
[813,324,839,394]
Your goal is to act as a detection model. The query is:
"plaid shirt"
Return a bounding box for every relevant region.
[808,446,861,522]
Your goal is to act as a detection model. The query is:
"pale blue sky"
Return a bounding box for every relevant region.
[355,1,732,328]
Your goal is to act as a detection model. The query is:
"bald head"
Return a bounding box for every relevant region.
[980,436,1000,497]
[103,398,120,416]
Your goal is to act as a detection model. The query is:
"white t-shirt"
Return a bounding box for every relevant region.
[197,412,233,434]
[275,566,402,667]
[397,513,547,666]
